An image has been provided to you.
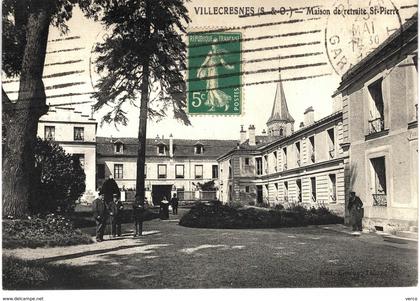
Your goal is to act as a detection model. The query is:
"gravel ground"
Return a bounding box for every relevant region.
[4,209,417,289]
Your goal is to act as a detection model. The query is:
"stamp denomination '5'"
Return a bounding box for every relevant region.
[188,32,242,115]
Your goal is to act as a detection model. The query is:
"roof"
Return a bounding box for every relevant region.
[335,13,417,95]
[96,137,238,158]
[266,72,295,124]
[218,111,343,161]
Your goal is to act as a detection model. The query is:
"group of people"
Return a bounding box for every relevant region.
[92,176,182,242]
[92,175,145,242]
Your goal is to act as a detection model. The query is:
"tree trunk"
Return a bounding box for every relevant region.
[2,5,50,217]
[135,1,151,206]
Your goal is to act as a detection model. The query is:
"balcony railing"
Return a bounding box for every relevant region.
[373,193,387,206]
[368,117,385,134]
[329,148,335,159]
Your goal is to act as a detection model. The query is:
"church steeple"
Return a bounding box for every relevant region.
[266,71,294,137]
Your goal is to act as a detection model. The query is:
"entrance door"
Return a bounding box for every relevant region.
[256,185,263,203]
[152,185,173,205]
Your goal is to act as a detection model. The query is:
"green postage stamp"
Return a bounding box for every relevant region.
[188,32,242,115]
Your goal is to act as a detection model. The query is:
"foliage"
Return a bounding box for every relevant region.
[2,0,93,77]
[179,203,344,229]
[3,213,93,249]
[91,0,191,125]
[195,180,217,191]
[248,200,256,206]
[29,138,85,214]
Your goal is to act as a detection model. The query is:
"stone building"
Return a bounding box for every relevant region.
[37,107,97,203]
[333,16,418,231]
[218,78,347,214]
[96,136,237,204]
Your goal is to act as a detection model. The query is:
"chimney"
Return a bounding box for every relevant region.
[304,106,315,126]
[169,134,174,158]
[240,125,247,143]
[248,125,256,146]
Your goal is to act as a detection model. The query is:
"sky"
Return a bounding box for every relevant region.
[3,0,417,140]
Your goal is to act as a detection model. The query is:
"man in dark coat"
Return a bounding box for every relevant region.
[348,191,364,232]
[109,194,124,237]
[92,195,108,242]
[133,201,145,237]
[101,175,120,203]
[170,193,179,215]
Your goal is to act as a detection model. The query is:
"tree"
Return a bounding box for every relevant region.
[92,0,191,204]
[30,138,85,214]
[2,0,92,217]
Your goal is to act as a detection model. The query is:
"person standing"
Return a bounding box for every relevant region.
[101,175,120,203]
[170,193,179,215]
[109,194,124,237]
[160,197,170,219]
[133,201,145,237]
[348,191,364,232]
[92,195,108,242]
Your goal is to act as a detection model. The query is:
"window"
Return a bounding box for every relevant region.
[255,157,263,175]
[327,128,335,159]
[370,156,387,206]
[157,144,166,155]
[245,186,250,193]
[144,164,147,178]
[115,142,123,154]
[212,165,218,179]
[175,165,184,179]
[273,151,278,171]
[367,78,385,134]
[283,181,289,202]
[97,164,105,179]
[310,177,316,201]
[195,165,203,179]
[296,179,302,202]
[74,154,85,169]
[279,128,284,136]
[74,127,84,141]
[263,155,268,173]
[114,164,123,179]
[244,157,250,166]
[158,164,167,179]
[295,142,301,166]
[45,126,55,140]
[309,136,315,163]
[282,147,287,169]
[194,144,203,154]
[329,174,337,203]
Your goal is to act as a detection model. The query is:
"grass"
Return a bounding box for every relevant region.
[2,256,108,290]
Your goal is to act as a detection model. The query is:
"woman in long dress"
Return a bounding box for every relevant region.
[197,38,234,111]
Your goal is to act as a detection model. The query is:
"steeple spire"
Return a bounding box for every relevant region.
[267,71,294,125]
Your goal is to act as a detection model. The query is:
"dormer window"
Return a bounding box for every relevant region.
[194,143,204,154]
[157,144,166,155]
[114,141,123,154]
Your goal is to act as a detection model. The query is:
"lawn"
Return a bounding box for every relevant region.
[5,208,416,289]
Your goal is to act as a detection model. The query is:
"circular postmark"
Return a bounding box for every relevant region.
[325,0,402,76]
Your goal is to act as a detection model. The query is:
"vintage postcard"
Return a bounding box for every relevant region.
[1,0,418,299]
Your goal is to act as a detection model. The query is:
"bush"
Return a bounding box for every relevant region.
[228,201,244,209]
[256,202,270,208]
[248,200,256,206]
[3,214,93,249]
[273,204,284,210]
[179,202,344,229]
[30,138,85,214]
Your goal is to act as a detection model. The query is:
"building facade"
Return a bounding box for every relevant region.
[96,136,237,204]
[334,16,418,231]
[218,78,347,215]
[37,107,97,202]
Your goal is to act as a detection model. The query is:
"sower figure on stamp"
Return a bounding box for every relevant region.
[348,191,364,233]
[170,193,179,215]
[92,195,108,242]
[133,200,145,237]
[109,193,124,237]
[197,37,234,112]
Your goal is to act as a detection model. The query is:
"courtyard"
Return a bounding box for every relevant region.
[4,209,417,289]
